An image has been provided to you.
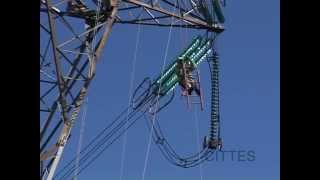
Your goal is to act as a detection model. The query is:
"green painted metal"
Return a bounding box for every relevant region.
[190,39,212,63]
[154,36,202,85]
[153,37,213,96]
[178,36,202,59]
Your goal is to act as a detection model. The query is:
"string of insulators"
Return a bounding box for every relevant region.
[209,51,220,141]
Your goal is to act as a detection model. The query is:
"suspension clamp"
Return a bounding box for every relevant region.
[203,136,222,150]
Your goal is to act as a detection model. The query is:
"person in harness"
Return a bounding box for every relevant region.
[175,57,201,96]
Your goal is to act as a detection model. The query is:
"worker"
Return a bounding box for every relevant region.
[175,57,201,96]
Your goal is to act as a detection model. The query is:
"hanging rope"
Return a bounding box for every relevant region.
[141,1,178,179]
[71,1,100,178]
[193,94,204,180]
[74,97,88,180]
[119,18,142,180]
[55,84,158,179]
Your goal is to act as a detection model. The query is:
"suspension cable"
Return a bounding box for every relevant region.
[193,105,204,180]
[141,1,177,179]
[119,17,142,180]
[55,103,146,179]
[57,109,145,178]
[55,86,158,179]
[74,97,88,180]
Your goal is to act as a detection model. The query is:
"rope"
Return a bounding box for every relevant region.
[57,105,145,179]
[55,90,156,179]
[193,105,203,180]
[54,106,128,178]
[74,97,88,180]
[67,107,150,180]
[141,1,177,179]
[61,1,100,178]
[119,19,142,180]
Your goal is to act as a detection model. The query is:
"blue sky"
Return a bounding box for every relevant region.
[53,0,279,179]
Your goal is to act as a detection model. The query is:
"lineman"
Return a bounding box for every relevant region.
[175,57,201,96]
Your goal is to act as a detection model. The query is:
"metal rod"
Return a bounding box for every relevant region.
[116,21,209,30]
[123,0,223,32]
[45,0,69,124]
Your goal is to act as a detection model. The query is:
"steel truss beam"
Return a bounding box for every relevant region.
[118,0,224,32]
[41,0,224,32]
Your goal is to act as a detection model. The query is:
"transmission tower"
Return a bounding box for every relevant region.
[40,0,224,179]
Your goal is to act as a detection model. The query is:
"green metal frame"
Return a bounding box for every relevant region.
[153,36,213,96]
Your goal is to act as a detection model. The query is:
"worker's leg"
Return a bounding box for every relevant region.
[194,86,201,96]
[188,87,193,95]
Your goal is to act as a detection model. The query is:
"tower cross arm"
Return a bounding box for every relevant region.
[122,0,224,32]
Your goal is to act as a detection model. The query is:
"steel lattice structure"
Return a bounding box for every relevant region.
[40,0,224,179]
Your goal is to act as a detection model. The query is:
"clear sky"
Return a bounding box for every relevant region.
[54,0,279,179]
